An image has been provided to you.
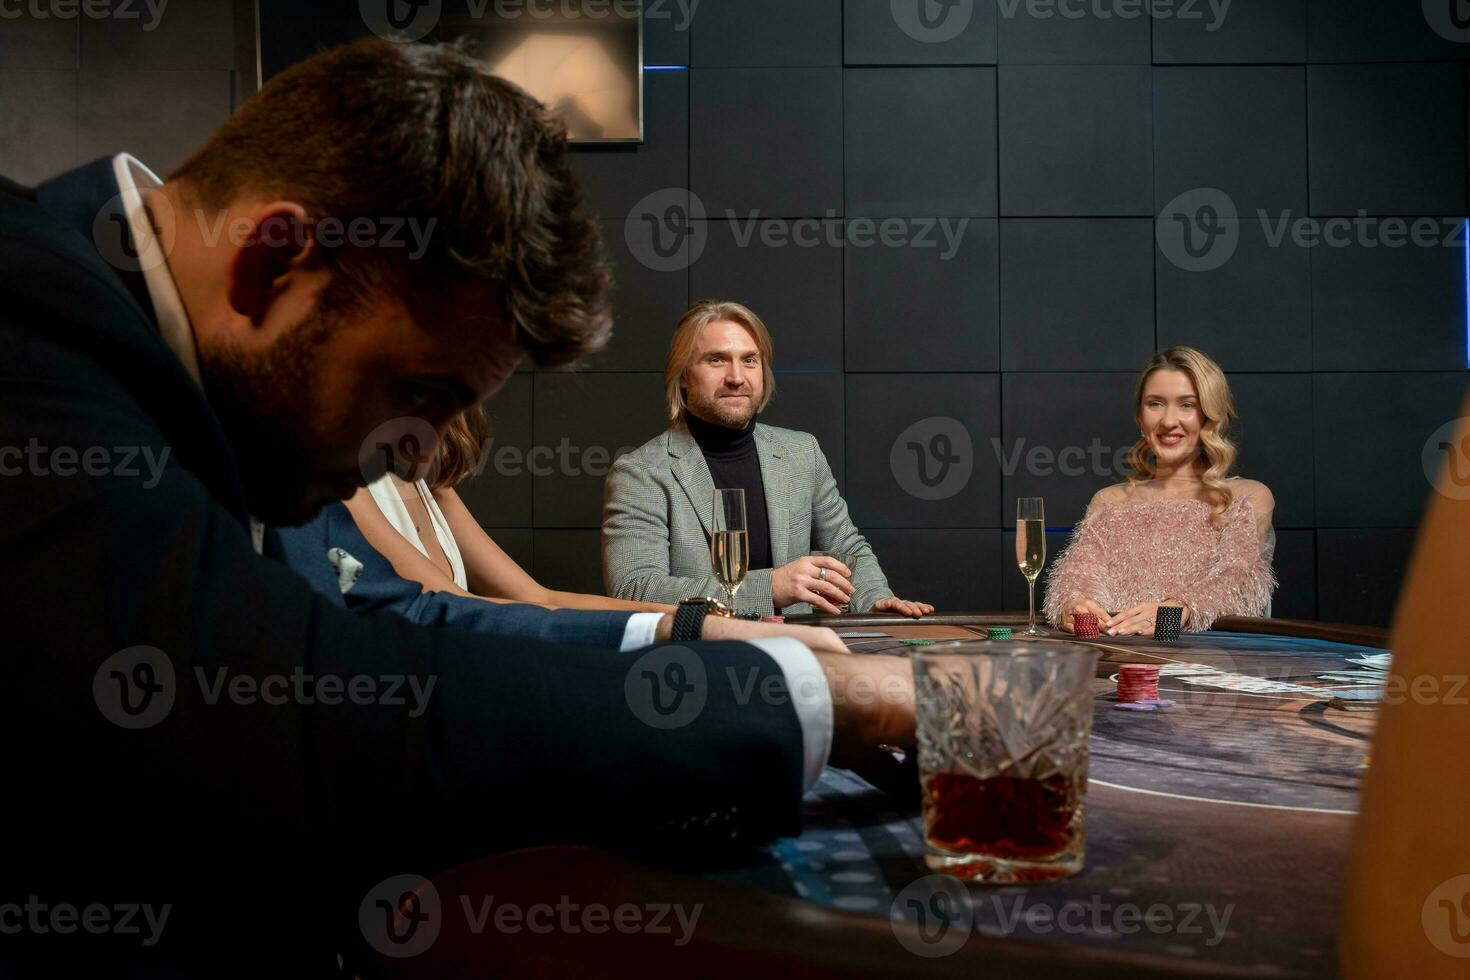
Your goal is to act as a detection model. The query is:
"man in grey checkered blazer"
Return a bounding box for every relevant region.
[602,300,934,618]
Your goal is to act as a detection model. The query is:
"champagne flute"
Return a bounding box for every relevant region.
[1016,497,1046,636]
[711,488,749,609]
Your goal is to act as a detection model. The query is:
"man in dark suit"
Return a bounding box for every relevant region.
[0,38,913,971]
[271,501,634,644]
[274,492,854,652]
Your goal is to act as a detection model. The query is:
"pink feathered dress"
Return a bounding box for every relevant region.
[1042,495,1276,632]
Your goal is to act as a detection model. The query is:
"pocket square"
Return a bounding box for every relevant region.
[326,547,363,595]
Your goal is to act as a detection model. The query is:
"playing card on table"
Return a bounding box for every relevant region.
[1157,663,1224,677]
[1317,671,1388,684]
[1182,674,1327,695]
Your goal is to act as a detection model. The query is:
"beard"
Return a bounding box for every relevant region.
[196,307,339,527]
[686,386,757,429]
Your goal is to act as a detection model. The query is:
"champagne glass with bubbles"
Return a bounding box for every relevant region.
[1016,497,1046,636]
[712,489,749,610]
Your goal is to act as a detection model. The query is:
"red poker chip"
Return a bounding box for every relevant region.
[1116,665,1161,702]
[1073,613,1099,638]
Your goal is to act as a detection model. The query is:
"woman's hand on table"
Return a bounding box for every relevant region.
[1104,600,1190,636]
[1060,597,1109,634]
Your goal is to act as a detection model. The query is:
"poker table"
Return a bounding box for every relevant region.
[380,615,1388,979]
[713,613,1388,977]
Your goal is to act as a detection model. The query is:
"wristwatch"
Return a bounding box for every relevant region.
[672,596,738,642]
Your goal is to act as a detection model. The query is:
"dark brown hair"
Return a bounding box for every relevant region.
[171,37,611,367]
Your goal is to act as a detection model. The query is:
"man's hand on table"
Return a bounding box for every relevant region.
[818,650,919,804]
[870,597,935,618]
[817,652,915,764]
[652,613,919,803]
[656,617,918,756]
[679,622,919,764]
[653,613,849,654]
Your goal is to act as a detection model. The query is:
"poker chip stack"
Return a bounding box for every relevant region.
[1073,612,1100,638]
[987,627,1013,640]
[1153,605,1183,641]
[1116,664,1161,702]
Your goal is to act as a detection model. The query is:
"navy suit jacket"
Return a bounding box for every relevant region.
[272,502,632,647]
[0,159,806,969]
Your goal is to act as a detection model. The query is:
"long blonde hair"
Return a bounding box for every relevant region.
[1125,347,1238,523]
[662,299,777,426]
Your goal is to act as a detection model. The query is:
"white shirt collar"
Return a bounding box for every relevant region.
[113,154,266,553]
[111,153,203,389]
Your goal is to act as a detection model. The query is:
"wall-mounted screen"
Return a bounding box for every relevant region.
[257,1,644,143]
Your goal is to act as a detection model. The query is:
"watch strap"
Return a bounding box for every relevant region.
[671,601,709,642]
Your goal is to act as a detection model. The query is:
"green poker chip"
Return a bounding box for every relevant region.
[986,627,1013,640]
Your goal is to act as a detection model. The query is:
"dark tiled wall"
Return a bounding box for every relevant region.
[4,0,1465,626]
[0,2,238,182]
[546,0,1469,627]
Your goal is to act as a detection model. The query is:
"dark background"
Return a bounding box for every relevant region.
[2,0,1466,625]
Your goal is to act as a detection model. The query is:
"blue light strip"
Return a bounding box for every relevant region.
[644,65,688,71]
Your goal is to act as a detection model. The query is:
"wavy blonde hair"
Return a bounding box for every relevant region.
[663,299,777,426]
[1125,347,1239,524]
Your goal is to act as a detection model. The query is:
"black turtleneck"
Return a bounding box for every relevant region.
[685,412,773,571]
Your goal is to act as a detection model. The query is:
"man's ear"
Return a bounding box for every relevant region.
[226,202,318,326]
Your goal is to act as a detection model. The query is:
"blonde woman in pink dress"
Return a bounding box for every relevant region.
[1044,347,1276,636]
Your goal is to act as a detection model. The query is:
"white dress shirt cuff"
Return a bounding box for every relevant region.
[618,612,665,652]
[748,637,833,793]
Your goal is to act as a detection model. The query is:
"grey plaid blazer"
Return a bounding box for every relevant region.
[602,421,894,615]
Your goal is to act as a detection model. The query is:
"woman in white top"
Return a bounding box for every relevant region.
[346,410,670,612]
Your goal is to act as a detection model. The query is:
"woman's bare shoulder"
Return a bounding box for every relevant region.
[1099,482,1141,503]
[1086,482,1138,513]
[1227,477,1275,508]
